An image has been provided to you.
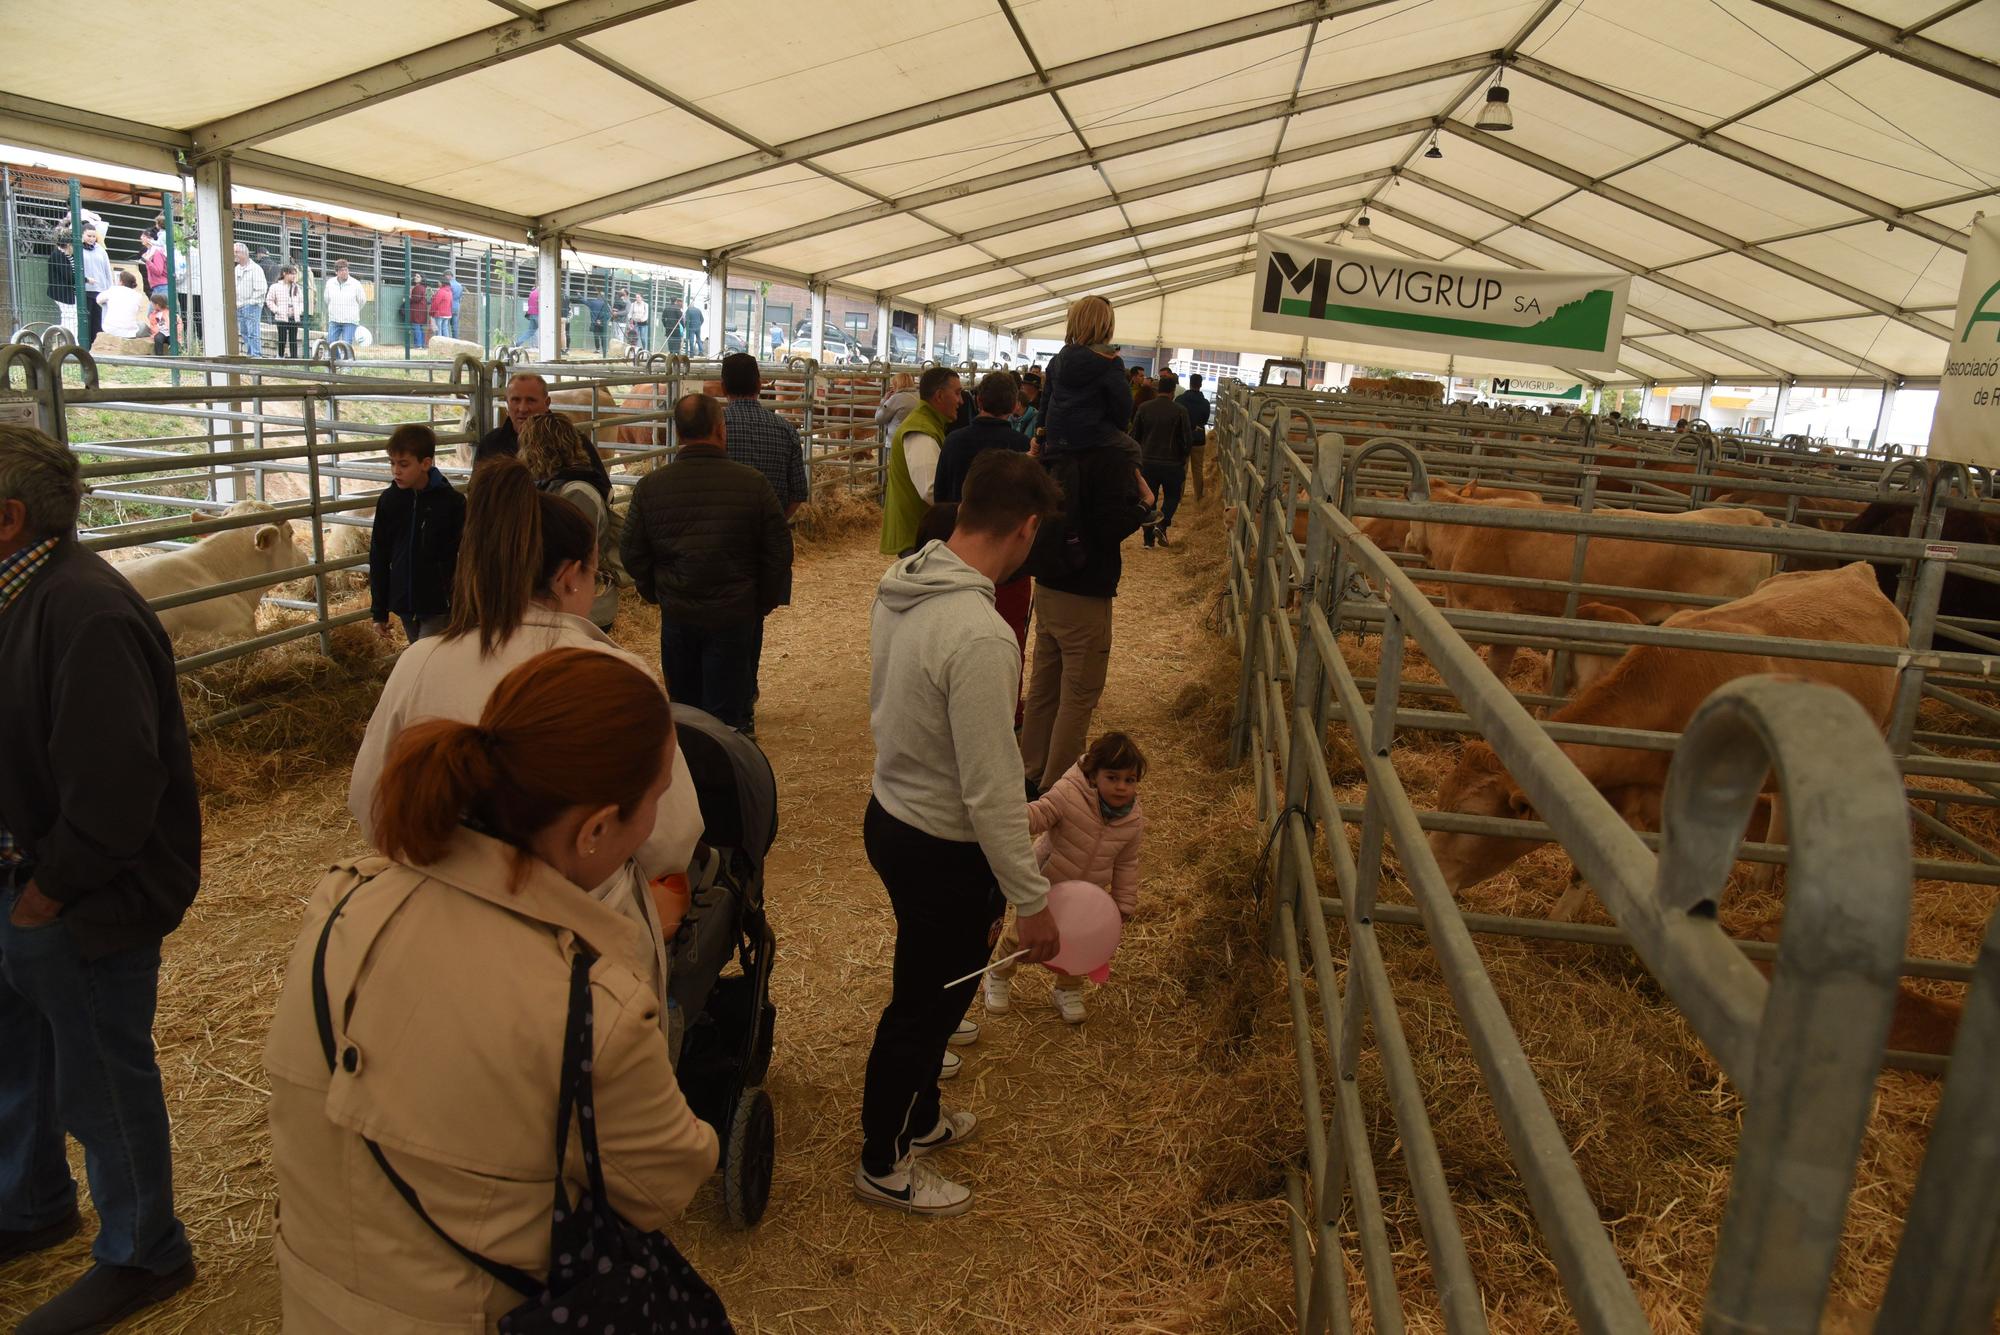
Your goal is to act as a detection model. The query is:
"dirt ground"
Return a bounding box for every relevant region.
[0,484,1300,1333]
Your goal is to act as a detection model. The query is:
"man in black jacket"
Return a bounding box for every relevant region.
[1133,371,1194,548]
[0,426,199,1333]
[1018,437,1149,795]
[1177,373,1213,500]
[473,373,611,484]
[621,394,793,735]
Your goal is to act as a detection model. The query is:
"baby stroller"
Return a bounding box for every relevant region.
[667,705,779,1227]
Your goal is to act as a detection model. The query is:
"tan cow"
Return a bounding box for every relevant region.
[119,500,305,640]
[1428,561,1906,914]
[1406,498,1779,680]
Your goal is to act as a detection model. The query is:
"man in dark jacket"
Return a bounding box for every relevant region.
[935,370,1028,505]
[621,394,793,735]
[1176,373,1212,500]
[937,371,1034,722]
[473,373,611,484]
[369,424,465,642]
[1018,437,1149,794]
[0,426,199,1332]
[1133,372,1194,548]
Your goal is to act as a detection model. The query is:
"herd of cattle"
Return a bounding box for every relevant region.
[1263,419,1997,1055]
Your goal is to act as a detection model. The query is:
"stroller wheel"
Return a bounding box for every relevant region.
[724,1086,775,1228]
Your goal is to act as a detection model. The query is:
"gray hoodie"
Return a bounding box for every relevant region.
[870,541,1049,916]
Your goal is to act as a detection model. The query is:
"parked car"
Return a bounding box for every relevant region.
[886,327,919,362]
[780,319,867,364]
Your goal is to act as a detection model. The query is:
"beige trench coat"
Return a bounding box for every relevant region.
[264,835,719,1333]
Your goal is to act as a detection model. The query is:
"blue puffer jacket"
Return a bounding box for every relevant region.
[1039,342,1131,455]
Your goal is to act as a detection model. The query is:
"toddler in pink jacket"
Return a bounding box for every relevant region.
[985,732,1147,1024]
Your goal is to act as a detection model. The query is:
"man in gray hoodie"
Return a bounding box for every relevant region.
[856,450,1064,1217]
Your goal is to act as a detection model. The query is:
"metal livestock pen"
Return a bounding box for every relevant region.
[1214,374,2000,1332]
[0,339,995,704]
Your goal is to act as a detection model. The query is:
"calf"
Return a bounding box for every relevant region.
[1429,561,1906,914]
[119,500,305,640]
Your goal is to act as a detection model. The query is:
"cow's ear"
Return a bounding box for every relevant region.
[1505,786,1536,820]
[254,524,281,551]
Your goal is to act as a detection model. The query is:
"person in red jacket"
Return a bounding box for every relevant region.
[428,279,454,341]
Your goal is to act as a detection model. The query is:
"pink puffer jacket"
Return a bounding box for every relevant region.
[1027,764,1145,915]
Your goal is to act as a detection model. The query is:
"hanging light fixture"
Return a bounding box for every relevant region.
[1424,133,1444,160]
[1477,73,1513,132]
[1357,211,1372,230]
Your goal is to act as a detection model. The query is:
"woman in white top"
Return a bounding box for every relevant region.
[95,270,151,339]
[349,458,697,1018]
[521,412,621,630]
[266,264,305,358]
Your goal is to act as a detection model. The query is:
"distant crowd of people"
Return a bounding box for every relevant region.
[0,289,1215,1328]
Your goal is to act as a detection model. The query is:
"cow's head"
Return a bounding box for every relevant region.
[210,499,298,569]
[1428,741,1541,892]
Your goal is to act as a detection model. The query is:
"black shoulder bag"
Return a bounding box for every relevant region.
[312,885,733,1334]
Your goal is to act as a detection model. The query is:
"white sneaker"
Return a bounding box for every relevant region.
[911,1108,978,1156]
[853,1156,973,1216]
[949,1018,979,1046]
[983,974,1012,1014]
[1051,985,1086,1025]
[940,1049,961,1080]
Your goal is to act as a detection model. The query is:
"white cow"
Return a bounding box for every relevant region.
[119,500,305,639]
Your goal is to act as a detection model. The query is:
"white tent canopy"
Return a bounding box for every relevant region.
[3,0,1994,386]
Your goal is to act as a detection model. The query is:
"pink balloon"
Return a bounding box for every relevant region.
[1041,880,1122,982]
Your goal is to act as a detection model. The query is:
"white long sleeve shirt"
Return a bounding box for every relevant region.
[903,429,942,503]
[323,277,366,324]
[234,261,268,309]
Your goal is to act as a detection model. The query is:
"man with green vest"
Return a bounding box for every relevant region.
[879,367,963,556]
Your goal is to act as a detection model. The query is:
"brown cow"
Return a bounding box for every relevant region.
[1428,561,1907,915]
[1406,498,1779,680]
[1708,489,1866,531]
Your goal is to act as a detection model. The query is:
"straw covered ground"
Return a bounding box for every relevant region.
[6,466,1983,1333]
[0,482,1307,1332]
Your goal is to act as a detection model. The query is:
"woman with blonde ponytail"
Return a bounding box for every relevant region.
[266,648,720,1330]
[349,455,703,1021]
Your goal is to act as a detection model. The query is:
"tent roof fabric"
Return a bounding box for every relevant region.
[3,0,1994,385]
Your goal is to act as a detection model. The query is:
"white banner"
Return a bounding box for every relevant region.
[1252,232,1630,370]
[1932,214,2000,468]
[1488,376,1585,402]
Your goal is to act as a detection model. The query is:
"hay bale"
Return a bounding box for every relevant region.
[423,335,484,361]
[90,332,156,356]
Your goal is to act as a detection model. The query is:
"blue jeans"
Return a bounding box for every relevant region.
[515,314,539,348]
[236,304,262,356]
[0,887,190,1272]
[659,617,759,733]
[327,321,358,348]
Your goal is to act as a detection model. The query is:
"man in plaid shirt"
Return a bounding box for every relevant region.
[719,353,807,734]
